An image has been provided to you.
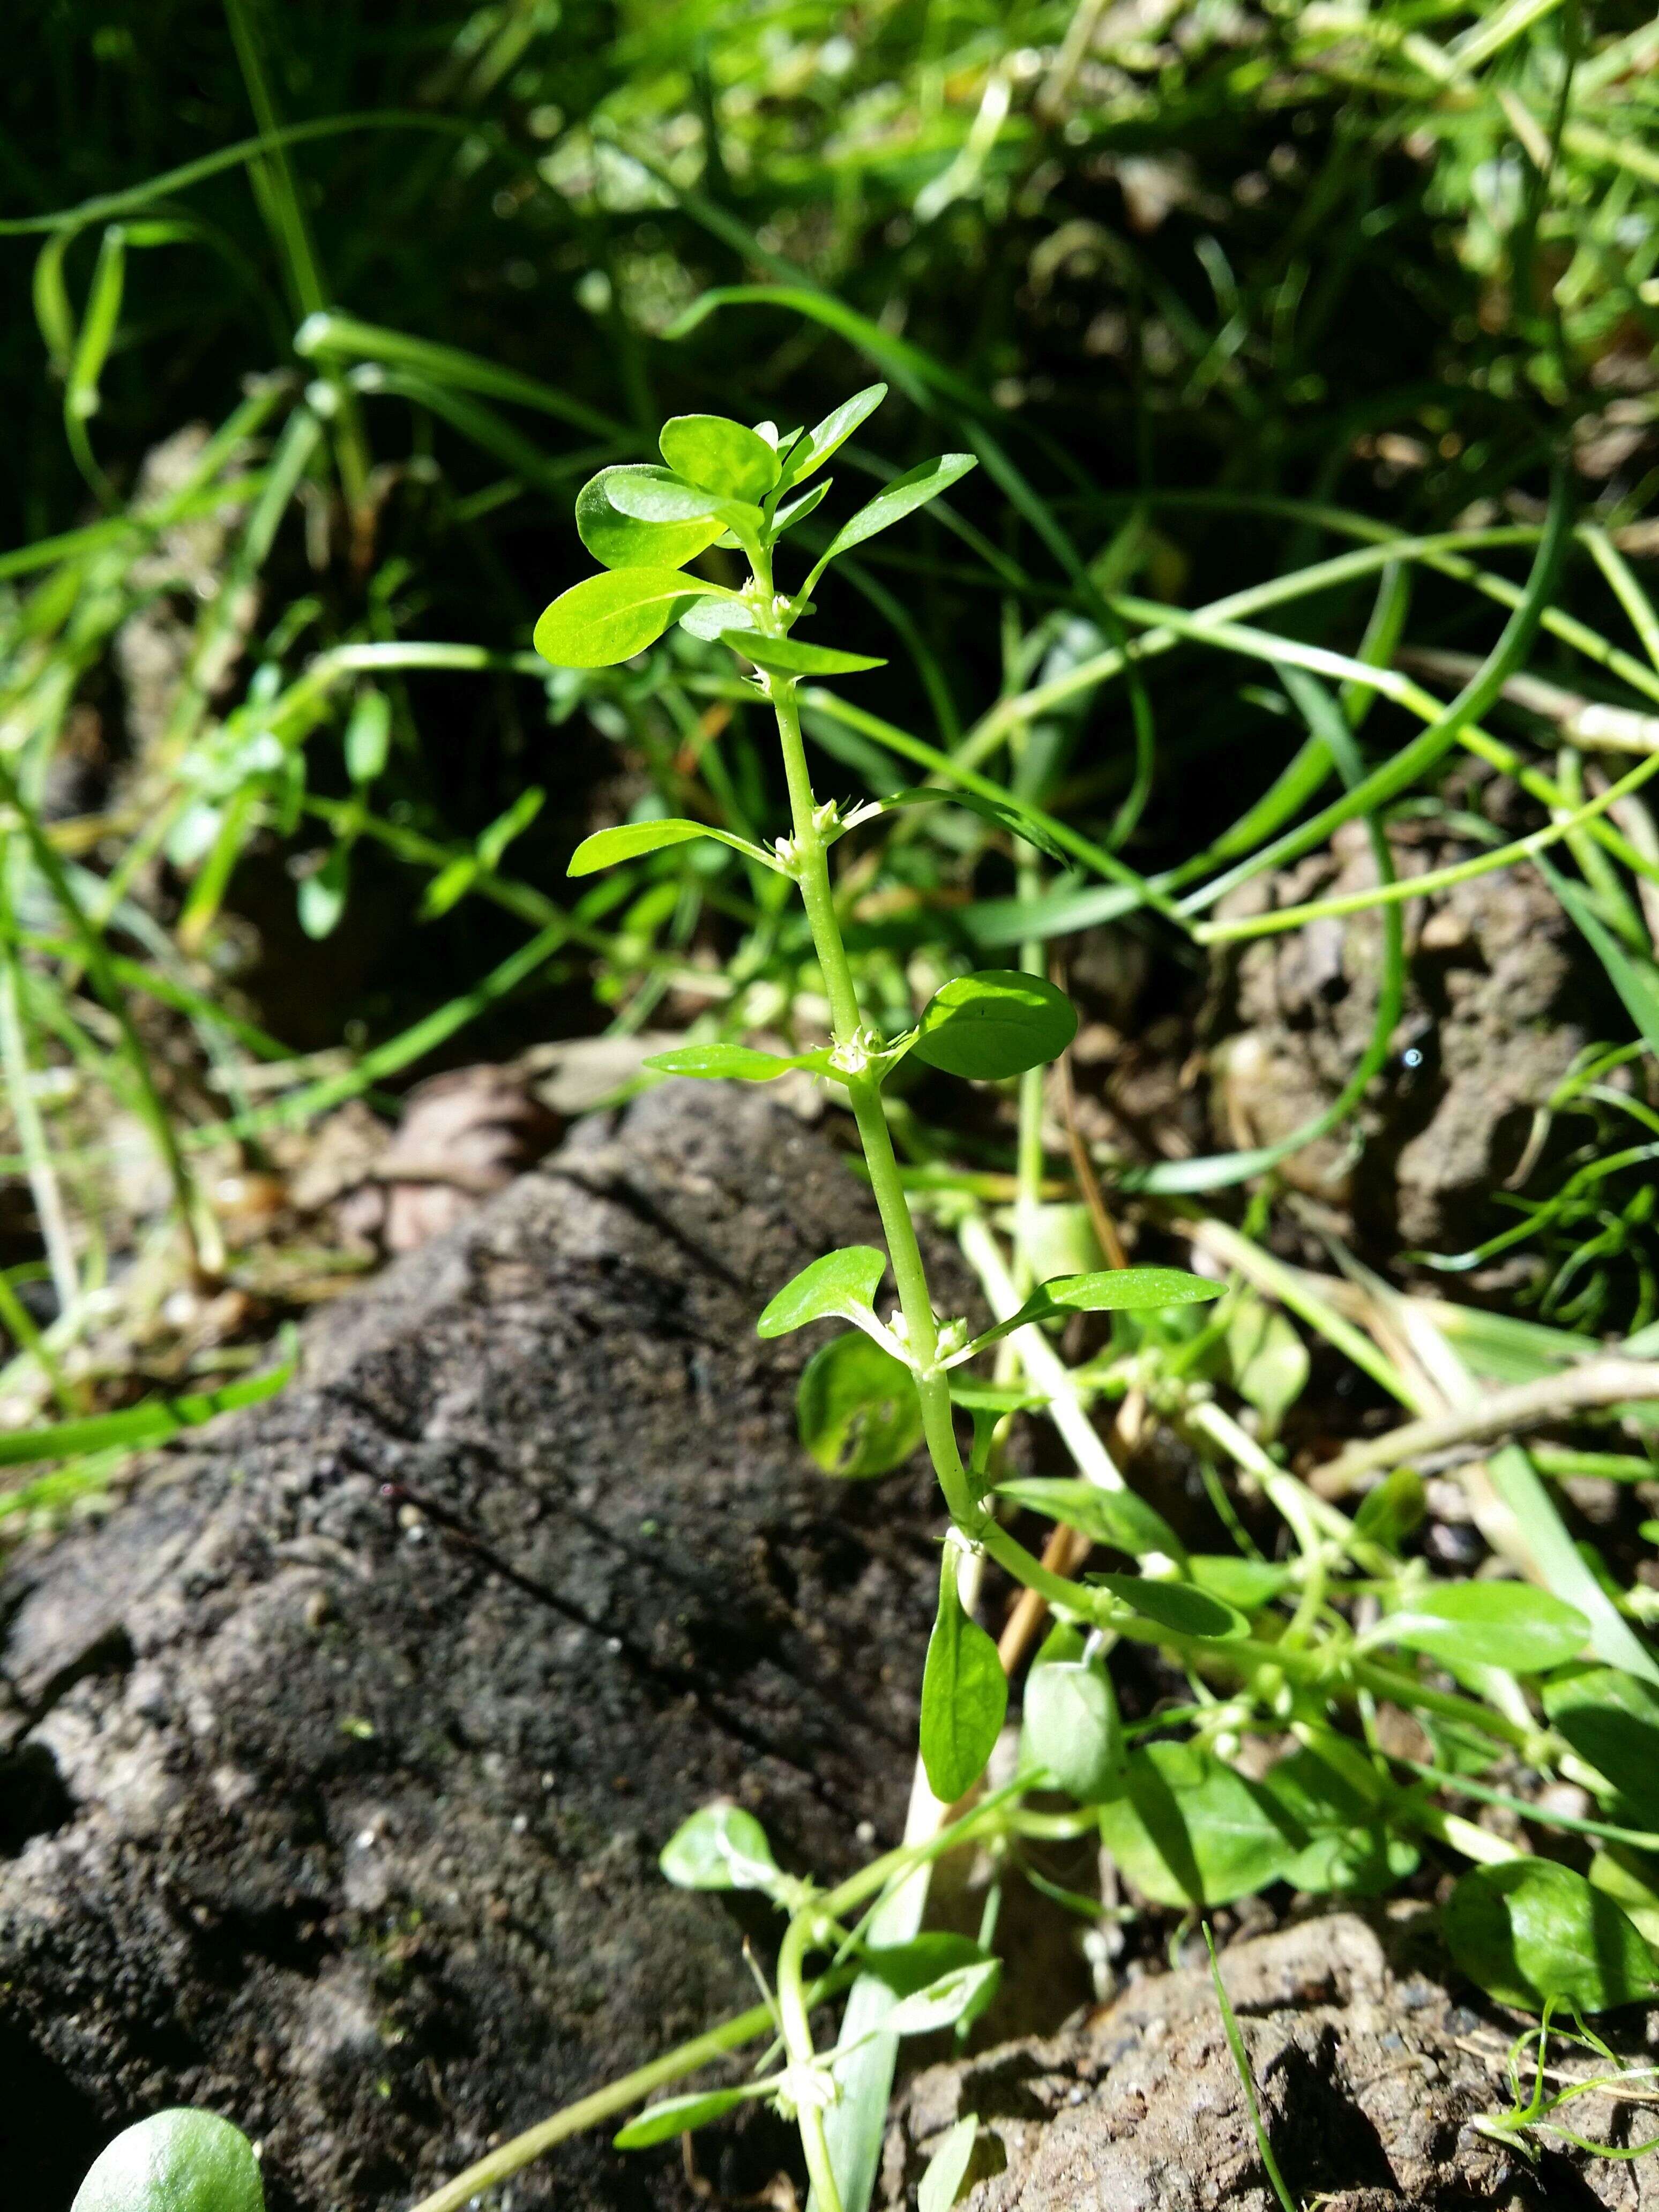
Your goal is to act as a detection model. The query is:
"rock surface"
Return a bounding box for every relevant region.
[0,1085,968,2212]
[883,1911,1657,2211]
[1207,816,1612,1253]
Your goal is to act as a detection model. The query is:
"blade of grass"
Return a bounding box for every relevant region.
[1206,1927,1299,2212]
[0,751,223,1274]
[0,1328,297,1470]
[1123,665,1407,1195]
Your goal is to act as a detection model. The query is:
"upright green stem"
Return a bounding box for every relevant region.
[766,676,981,1533]
[777,1911,847,2212]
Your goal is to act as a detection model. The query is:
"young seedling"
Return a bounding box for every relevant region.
[535,391,1225,2208]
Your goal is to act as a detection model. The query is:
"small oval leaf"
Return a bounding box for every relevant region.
[881,1958,1002,2039]
[296,845,349,941]
[1379,1581,1589,1675]
[1097,1742,1298,1908]
[912,970,1077,1082]
[1094,1572,1246,1641]
[680,594,758,641]
[1023,1658,1126,1804]
[883,786,1070,864]
[570,820,711,876]
[797,1332,923,1478]
[921,1564,1007,1804]
[534,567,713,669]
[917,2114,980,2212]
[343,687,391,783]
[1444,1858,1659,2014]
[1352,1468,1428,1556]
[659,1803,782,1894]
[758,1246,888,1338]
[72,2111,265,2212]
[1045,1267,1223,1314]
[1187,1555,1292,1611]
[772,477,834,535]
[860,1933,990,1995]
[1544,1667,1659,1826]
[576,465,724,572]
[614,2087,751,2150]
[660,414,780,503]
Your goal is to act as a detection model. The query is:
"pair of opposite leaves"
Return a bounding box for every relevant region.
[534,387,975,669]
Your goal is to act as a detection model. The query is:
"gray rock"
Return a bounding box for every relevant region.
[1207,816,1611,1254]
[0,1085,967,2212]
[882,1911,1655,2210]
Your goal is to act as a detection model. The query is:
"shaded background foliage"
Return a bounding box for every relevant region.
[1,0,1658,1447]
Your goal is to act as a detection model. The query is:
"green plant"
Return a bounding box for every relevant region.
[19,7,1659,2206]
[72,2110,264,2212]
[484,387,1659,2211]
[535,390,1230,2209]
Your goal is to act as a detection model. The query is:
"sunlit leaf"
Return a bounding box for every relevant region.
[1590,1846,1659,1950]
[993,1476,1182,1561]
[881,1959,1001,2038]
[660,413,780,503]
[1351,1468,1427,1557]
[772,477,834,535]
[859,1933,989,1995]
[569,819,772,876]
[741,633,887,677]
[920,1562,1007,1803]
[911,969,1076,1081]
[296,844,349,940]
[679,593,757,640]
[776,383,888,490]
[881,786,1069,864]
[1543,1667,1659,1826]
[645,1042,819,1081]
[1378,1581,1588,1674]
[1098,1743,1298,1907]
[1260,1746,1416,1898]
[1094,1572,1245,1641]
[659,1802,783,1894]
[758,1246,888,1338]
[1187,1555,1292,1611]
[576,464,724,571]
[343,686,391,783]
[819,453,977,563]
[1047,1267,1223,1314]
[1226,1296,1308,1433]
[614,2087,751,2150]
[1022,1657,1125,1804]
[72,2111,265,2212]
[916,2114,979,2212]
[1281,1826,1419,1897]
[961,1267,1221,1359]
[534,567,716,668]
[603,464,759,536]
[1444,1858,1659,2014]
